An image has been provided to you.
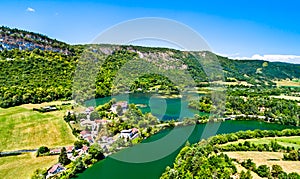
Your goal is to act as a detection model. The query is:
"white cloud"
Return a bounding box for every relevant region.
[229,54,300,64]
[26,7,35,12]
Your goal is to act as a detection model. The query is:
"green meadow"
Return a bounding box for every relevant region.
[0,105,76,152]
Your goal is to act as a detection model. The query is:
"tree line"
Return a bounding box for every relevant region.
[189,92,299,126]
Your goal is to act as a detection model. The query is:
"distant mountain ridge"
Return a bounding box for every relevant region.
[0,27,299,108]
[0,26,71,54]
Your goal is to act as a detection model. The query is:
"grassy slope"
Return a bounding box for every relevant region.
[271,95,300,101]
[222,136,300,150]
[0,153,58,179]
[274,80,300,87]
[0,104,76,151]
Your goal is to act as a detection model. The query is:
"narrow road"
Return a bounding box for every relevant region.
[0,149,37,156]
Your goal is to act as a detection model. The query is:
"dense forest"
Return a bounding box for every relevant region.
[0,27,300,108]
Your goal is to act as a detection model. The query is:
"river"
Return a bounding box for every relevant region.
[81,93,298,178]
[80,94,299,179]
[85,92,207,120]
[78,120,297,179]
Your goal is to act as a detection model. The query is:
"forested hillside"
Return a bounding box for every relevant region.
[0,27,299,108]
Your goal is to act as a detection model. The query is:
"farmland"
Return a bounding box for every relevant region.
[0,102,76,152]
[222,136,300,150]
[224,151,300,174]
[0,153,58,179]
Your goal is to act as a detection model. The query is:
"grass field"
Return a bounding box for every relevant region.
[274,80,300,87]
[211,80,253,86]
[0,103,76,152]
[233,161,261,179]
[223,136,300,150]
[0,153,58,179]
[271,95,300,101]
[224,151,300,174]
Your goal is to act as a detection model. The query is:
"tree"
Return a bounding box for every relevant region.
[284,150,299,161]
[262,62,268,67]
[64,112,76,122]
[241,159,256,171]
[244,141,251,148]
[138,120,148,128]
[145,113,158,125]
[278,172,288,179]
[77,113,87,120]
[256,165,270,178]
[31,168,48,179]
[36,146,50,157]
[59,147,71,165]
[270,140,281,152]
[88,144,105,161]
[116,105,123,116]
[287,172,300,179]
[289,150,299,161]
[240,170,252,179]
[90,111,100,121]
[168,120,175,128]
[271,164,283,178]
[73,158,85,173]
[74,140,88,149]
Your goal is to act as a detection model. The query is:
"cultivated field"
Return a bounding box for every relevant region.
[271,95,300,101]
[274,80,300,87]
[224,151,300,174]
[223,136,300,150]
[209,80,253,86]
[0,153,58,179]
[0,103,76,152]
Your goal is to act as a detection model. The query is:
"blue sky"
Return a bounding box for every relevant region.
[1,0,300,63]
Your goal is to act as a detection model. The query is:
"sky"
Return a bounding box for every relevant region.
[0,0,300,63]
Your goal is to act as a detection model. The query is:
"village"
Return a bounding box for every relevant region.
[45,101,141,178]
[18,97,288,178]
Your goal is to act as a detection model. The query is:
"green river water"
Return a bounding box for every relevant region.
[79,94,297,179]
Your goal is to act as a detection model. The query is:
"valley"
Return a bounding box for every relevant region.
[0,26,299,179]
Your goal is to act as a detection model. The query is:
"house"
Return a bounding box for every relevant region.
[83,106,95,115]
[47,163,65,177]
[100,136,114,144]
[111,101,128,114]
[120,128,139,140]
[42,106,57,112]
[81,145,89,153]
[98,136,115,151]
[88,106,95,111]
[80,120,95,127]
[66,146,74,153]
[49,149,60,154]
[95,119,108,125]
[80,130,91,138]
[83,135,94,143]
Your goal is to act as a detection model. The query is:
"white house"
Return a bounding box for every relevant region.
[47,163,65,178]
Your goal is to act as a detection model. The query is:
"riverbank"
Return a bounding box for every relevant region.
[78,120,298,179]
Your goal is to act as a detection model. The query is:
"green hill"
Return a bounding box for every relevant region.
[0,27,299,108]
